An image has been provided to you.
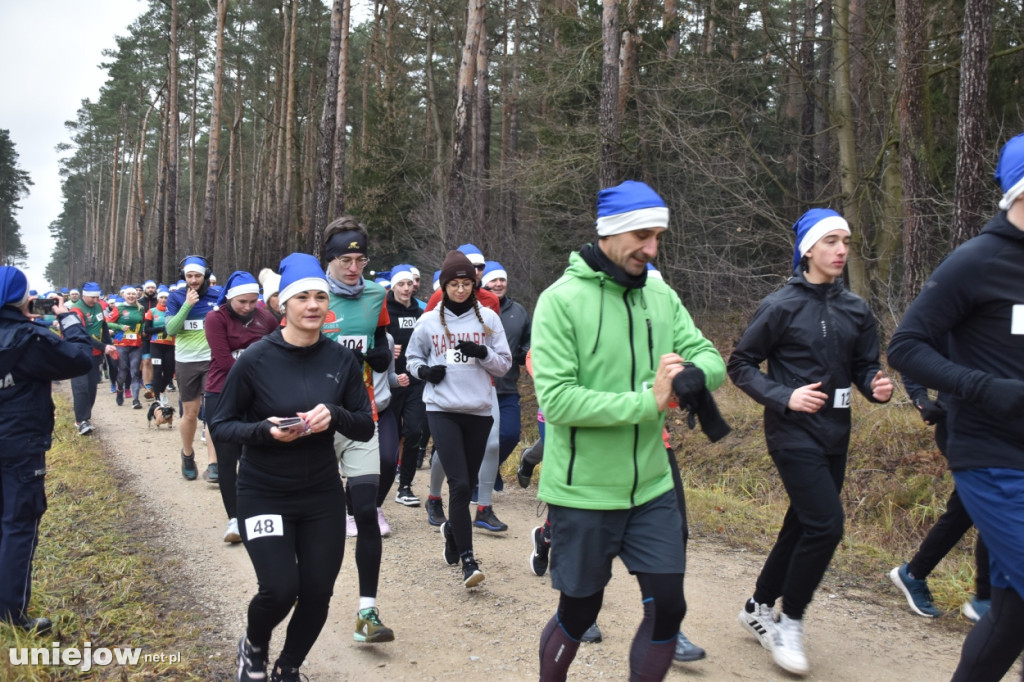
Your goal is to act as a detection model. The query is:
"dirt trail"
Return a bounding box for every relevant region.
[81,388,972,681]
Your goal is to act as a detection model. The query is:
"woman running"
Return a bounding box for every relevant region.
[405,250,512,588]
[728,209,892,676]
[210,253,374,682]
[143,286,176,405]
[108,285,147,409]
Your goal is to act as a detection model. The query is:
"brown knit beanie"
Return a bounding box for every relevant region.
[439,250,476,289]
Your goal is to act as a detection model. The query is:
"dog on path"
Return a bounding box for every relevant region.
[147,402,175,429]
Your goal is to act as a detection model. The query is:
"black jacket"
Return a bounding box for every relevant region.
[0,307,94,454]
[209,328,374,493]
[495,295,531,395]
[728,271,886,455]
[385,291,422,378]
[888,211,1024,471]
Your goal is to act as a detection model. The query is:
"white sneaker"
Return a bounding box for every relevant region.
[772,614,809,676]
[223,518,242,543]
[346,514,358,537]
[738,601,778,651]
[377,508,391,537]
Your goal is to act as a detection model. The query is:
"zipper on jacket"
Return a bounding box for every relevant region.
[591,279,606,354]
[646,318,654,370]
[624,290,640,504]
[566,426,578,485]
[630,424,639,506]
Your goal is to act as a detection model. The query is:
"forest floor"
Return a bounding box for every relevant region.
[45,385,992,682]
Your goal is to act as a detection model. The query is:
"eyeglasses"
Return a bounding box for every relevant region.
[474,264,485,271]
[336,256,370,269]
[446,281,474,291]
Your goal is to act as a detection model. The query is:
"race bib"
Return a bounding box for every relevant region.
[1012,304,1024,335]
[337,335,368,352]
[123,333,138,341]
[183,319,204,331]
[398,317,415,329]
[151,358,162,366]
[833,387,851,409]
[445,347,477,366]
[245,514,283,539]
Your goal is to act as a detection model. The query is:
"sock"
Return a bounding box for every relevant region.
[359,597,376,611]
[630,598,655,676]
[539,615,580,682]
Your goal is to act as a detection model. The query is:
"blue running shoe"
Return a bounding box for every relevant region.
[889,563,940,617]
[961,597,991,623]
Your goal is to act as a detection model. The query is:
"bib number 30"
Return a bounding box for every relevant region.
[445,348,476,365]
[245,514,284,540]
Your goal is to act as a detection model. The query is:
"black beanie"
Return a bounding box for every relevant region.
[439,250,476,289]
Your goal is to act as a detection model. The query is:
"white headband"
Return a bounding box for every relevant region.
[999,175,1024,211]
[798,215,850,259]
[596,207,670,237]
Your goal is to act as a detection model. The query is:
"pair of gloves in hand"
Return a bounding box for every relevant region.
[417,341,488,384]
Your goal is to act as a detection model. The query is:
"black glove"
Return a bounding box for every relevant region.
[363,345,392,373]
[456,340,488,359]
[418,365,447,384]
[671,364,706,408]
[513,352,527,366]
[913,396,946,425]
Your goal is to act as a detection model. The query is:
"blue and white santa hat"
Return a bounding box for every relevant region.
[157,285,170,296]
[374,277,391,289]
[595,181,670,237]
[791,208,850,270]
[0,266,30,308]
[182,256,208,276]
[390,264,415,287]
[996,132,1024,211]
[60,287,69,295]
[432,270,441,291]
[646,263,663,280]
[144,279,157,289]
[278,253,329,305]
[481,261,507,287]
[69,288,80,295]
[82,282,103,297]
[409,266,420,279]
[217,270,261,306]
[456,243,486,265]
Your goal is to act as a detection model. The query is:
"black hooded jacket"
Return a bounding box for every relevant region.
[888,211,1024,471]
[209,328,374,493]
[728,270,886,455]
[385,290,422,378]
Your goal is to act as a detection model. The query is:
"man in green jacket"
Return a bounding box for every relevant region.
[532,180,725,681]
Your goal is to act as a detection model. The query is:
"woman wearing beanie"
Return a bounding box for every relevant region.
[143,286,176,405]
[107,286,147,408]
[204,271,279,544]
[209,253,374,682]
[728,209,892,676]
[405,250,512,588]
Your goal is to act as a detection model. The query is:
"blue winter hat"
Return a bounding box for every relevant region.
[375,277,391,289]
[144,279,157,289]
[157,285,170,295]
[596,181,669,237]
[28,289,37,297]
[645,263,663,280]
[456,243,485,265]
[432,270,441,291]
[182,256,208,275]
[82,282,102,297]
[791,208,850,270]
[278,253,329,305]
[60,287,69,294]
[996,132,1024,210]
[390,264,415,287]
[70,288,80,295]
[481,261,507,287]
[0,266,29,308]
[218,270,260,306]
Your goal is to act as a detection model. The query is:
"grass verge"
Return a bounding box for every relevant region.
[0,394,221,680]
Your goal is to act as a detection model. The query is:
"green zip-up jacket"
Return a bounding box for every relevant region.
[533,250,725,510]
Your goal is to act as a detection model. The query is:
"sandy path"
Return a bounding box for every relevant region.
[82,388,973,681]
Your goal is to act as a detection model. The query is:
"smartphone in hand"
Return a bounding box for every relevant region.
[276,417,305,431]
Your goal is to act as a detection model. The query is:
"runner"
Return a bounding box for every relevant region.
[107,285,147,409]
[143,286,176,406]
[69,282,117,435]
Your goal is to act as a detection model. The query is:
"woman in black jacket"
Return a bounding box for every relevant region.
[210,253,374,682]
[728,210,892,677]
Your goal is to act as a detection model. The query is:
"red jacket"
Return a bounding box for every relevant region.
[204,306,279,394]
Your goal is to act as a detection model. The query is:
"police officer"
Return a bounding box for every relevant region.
[1,266,94,632]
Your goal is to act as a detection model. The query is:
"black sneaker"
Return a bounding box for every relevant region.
[395,485,421,507]
[474,505,508,532]
[426,497,447,526]
[441,522,459,565]
[674,631,707,662]
[115,390,124,406]
[462,558,485,588]
[203,463,219,483]
[77,420,95,436]
[132,398,143,409]
[581,622,602,643]
[181,451,198,481]
[270,663,305,682]
[530,525,550,577]
[167,381,176,392]
[517,459,535,488]
[236,635,267,682]
[9,616,53,634]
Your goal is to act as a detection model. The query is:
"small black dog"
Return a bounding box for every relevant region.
[147,402,175,429]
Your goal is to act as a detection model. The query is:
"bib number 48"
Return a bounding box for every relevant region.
[245,514,284,539]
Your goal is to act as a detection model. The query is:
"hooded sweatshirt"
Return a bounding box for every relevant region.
[404,300,512,416]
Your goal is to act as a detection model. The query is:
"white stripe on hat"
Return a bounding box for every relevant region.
[999,175,1024,211]
[596,206,670,237]
[183,263,206,275]
[481,268,508,287]
[797,215,850,259]
[279,277,329,304]
[226,282,260,299]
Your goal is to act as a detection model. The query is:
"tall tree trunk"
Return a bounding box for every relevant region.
[202,0,228,260]
[448,0,485,244]
[617,0,639,119]
[226,56,242,269]
[332,0,351,223]
[314,0,344,256]
[167,0,179,277]
[188,52,200,249]
[473,18,491,241]
[599,0,620,188]
[895,0,930,301]
[664,0,680,60]
[280,0,299,254]
[798,0,816,202]
[134,96,157,281]
[951,0,994,248]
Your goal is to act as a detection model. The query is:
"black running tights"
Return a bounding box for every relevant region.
[427,411,492,554]
[951,586,1024,682]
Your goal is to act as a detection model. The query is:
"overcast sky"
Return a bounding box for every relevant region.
[1,0,145,291]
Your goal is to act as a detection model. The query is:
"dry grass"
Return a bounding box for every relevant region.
[0,395,221,680]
